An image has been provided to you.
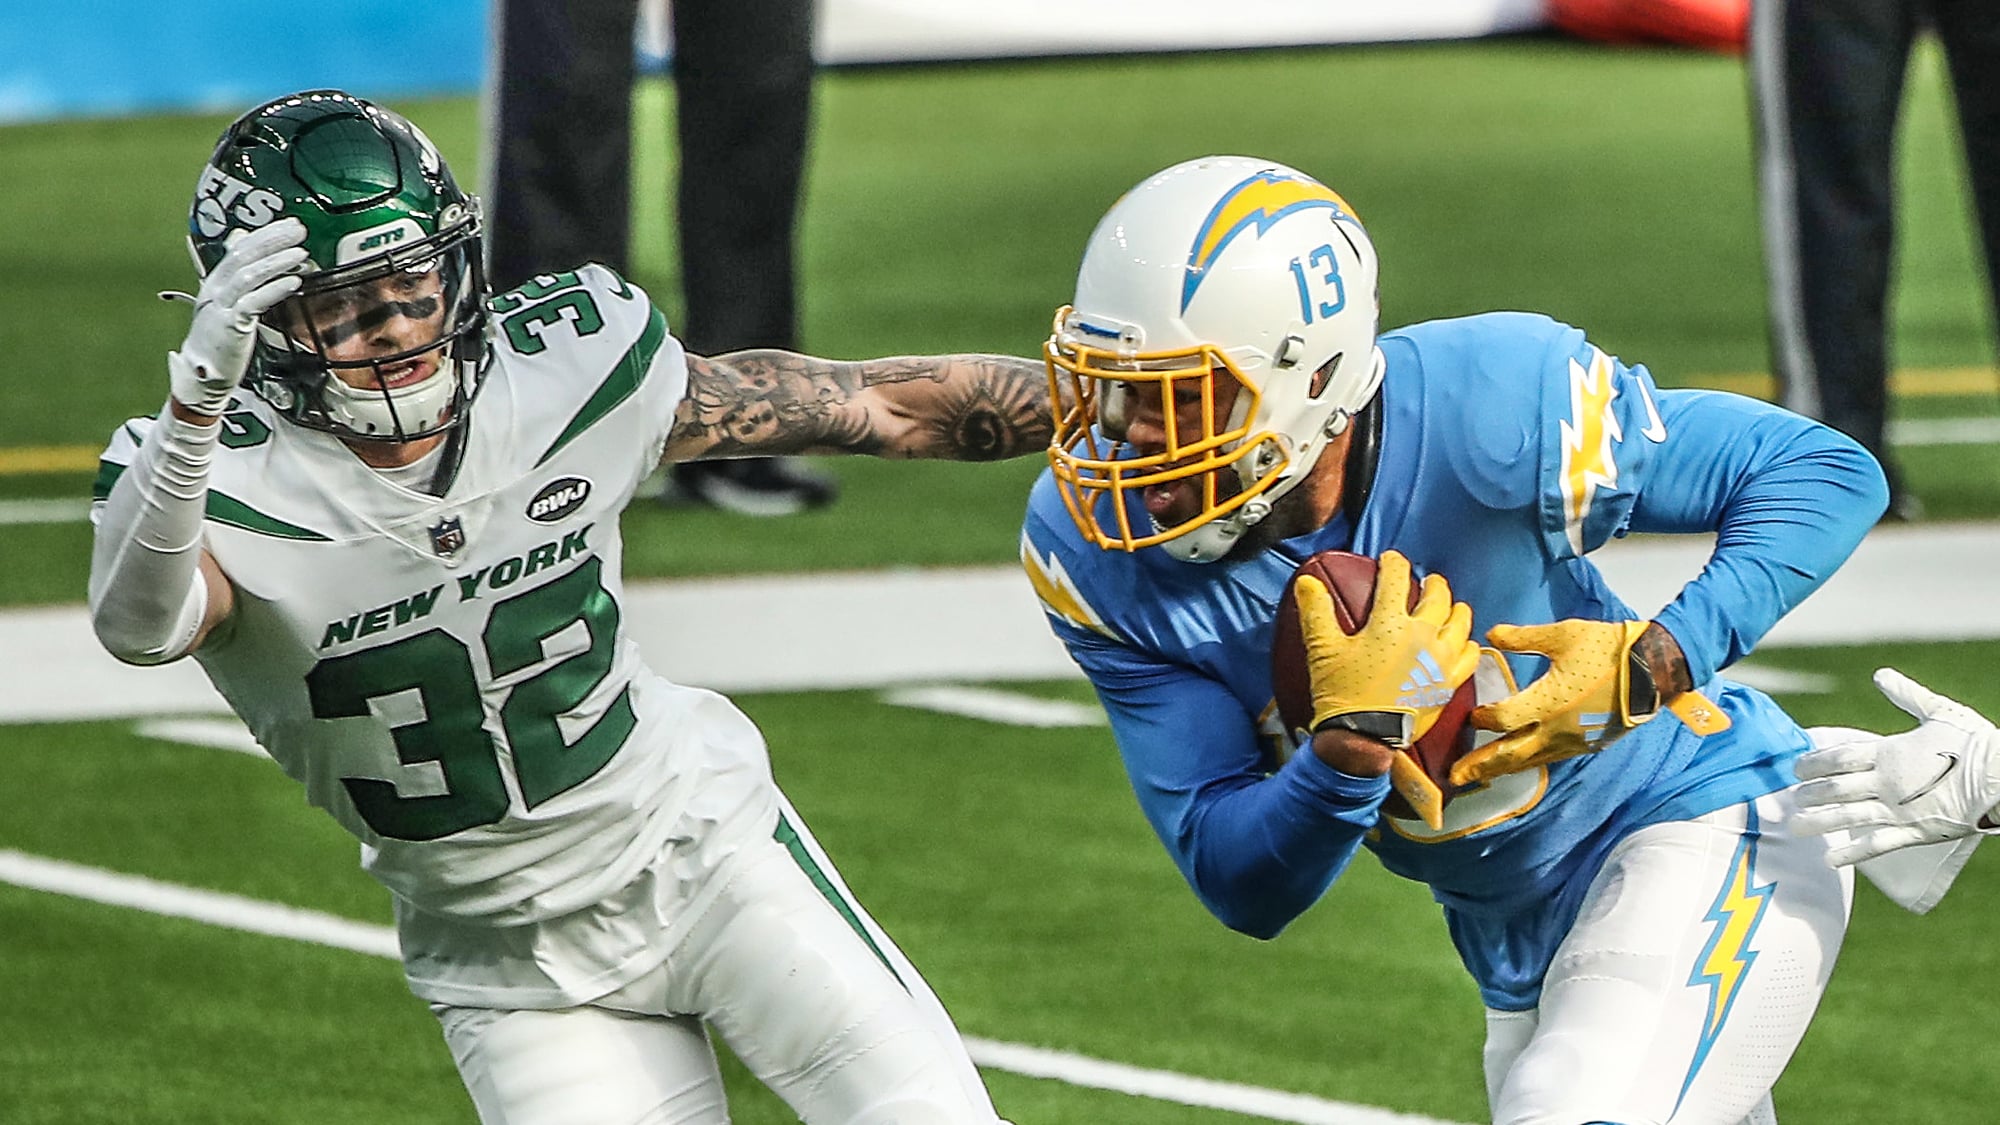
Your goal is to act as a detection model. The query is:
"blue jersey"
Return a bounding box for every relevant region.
[1021,312,1886,1010]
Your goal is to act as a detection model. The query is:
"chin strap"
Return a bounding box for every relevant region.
[1339,396,1383,525]
[422,414,471,497]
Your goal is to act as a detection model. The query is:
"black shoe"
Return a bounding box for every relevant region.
[665,457,838,517]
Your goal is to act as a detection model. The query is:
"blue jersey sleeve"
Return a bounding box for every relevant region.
[1623,388,1888,684]
[1513,323,1887,684]
[1021,491,1388,939]
[1057,620,1388,938]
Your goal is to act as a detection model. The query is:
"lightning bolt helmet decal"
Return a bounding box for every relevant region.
[1182,171,1360,313]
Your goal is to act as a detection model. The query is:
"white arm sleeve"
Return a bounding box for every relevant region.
[87,408,220,665]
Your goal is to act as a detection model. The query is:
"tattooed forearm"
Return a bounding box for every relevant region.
[668,349,1057,462]
[916,356,1054,461]
[1635,622,1694,699]
[673,350,877,457]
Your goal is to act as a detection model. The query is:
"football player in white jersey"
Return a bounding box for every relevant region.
[87,89,1044,1125]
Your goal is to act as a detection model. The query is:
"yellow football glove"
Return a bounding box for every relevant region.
[1296,550,1482,749]
[1452,618,1730,786]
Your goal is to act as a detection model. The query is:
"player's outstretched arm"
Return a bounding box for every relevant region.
[662,350,1058,463]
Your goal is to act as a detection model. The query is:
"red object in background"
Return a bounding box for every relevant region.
[1550,0,1749,54]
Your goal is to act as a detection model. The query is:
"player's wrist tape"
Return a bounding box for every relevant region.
[152,406,222,506]
[1313,710,1411,746]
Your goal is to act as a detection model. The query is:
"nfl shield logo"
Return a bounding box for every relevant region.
[428,516,466,557]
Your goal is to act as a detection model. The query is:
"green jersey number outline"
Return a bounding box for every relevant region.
[492,271,606,357]
[306,556,637,841]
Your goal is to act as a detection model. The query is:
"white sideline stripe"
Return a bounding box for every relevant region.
[1720,665,1836,695]
[963,1037,1469,1125]
[135,717,267,756]
[881,685,1106,727]
[11,522,2000,726]
[1889,416,2000,446]
[0,849,398,959]
[0,849,1472,1125]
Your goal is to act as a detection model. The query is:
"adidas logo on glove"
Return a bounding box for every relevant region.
[1398,651,1456,709]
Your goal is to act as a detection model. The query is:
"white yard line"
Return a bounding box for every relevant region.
[0,849,1473,1125]
[1889,416,2000,445]
[881,685,1106,727]
[0,498,91,525]
[0,849,397,958]
[133,717,268,755]
[1709,664,1836,695]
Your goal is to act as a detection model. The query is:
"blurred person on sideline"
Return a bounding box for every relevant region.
[1023,155,1889,1125]
[485,0,837,516]
[1749,0,2000,520]
[88,89,1048,1124]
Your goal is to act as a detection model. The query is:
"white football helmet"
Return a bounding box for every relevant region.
[1045,156,1385,562]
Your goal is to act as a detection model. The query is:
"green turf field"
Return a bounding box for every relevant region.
[4,659,1999,1124]
[3,36,1999,1124]
[2,35,1996,588]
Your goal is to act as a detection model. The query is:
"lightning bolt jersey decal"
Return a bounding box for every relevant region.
[1678,812,1775,1112]
[1559,347,1625,555]
[1021,533,1113,638]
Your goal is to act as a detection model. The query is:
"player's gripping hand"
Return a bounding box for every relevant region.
[1453,619,1729,786]
[166,218,308,418]
[1296,549,1481,748]
[1793,668,2000,866]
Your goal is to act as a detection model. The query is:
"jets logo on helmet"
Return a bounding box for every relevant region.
[185,89,490,445]
[191,164,285,240]
[1045,156,1386,563]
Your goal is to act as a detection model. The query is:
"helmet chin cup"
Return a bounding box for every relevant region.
[1162,514,1245,563]
[1160,495,1274,564]
[318,362,458,439]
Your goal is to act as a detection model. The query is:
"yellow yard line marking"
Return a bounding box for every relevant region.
[0,446,100,475]
[2,366,1993,477]
[1677,365,1999,399]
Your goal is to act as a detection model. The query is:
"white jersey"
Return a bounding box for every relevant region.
[97,266,780,1005]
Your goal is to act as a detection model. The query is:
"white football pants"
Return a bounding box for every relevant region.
[1481,780,1852,1125]
[433,795,1001,1125]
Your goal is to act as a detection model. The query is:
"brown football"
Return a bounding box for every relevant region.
[1271,550,1479,822]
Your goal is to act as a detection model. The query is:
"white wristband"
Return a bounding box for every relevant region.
[87,406,223,665]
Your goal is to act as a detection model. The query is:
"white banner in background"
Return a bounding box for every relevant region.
[641,0,1550,65]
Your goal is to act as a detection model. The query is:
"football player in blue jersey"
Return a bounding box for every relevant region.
[1020,155,1890,1125]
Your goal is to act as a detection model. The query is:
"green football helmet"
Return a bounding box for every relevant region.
[189,89,488,442]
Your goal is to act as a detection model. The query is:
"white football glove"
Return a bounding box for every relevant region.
[166,217,308,417]
[1793,668,2000,866]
